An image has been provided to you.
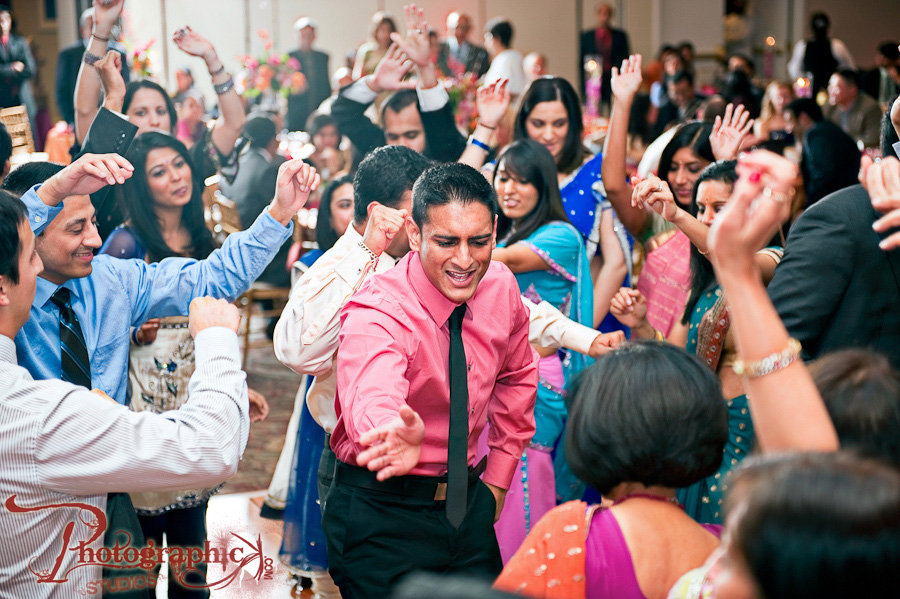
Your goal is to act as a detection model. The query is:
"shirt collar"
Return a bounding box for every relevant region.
[405,253,465,327]
[34,276,81,310]
[0,334,16,365]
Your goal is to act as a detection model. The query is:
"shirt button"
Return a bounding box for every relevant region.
[35,216,42,222]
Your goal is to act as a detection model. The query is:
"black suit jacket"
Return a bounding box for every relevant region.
[55,40,130,125]
[579,27,630,102]
[800,120,860,208]
[286,49,330,132]
[0,34,36,108]
[768,184,900,369]
[436,40,490,78]
[331,87,467,163]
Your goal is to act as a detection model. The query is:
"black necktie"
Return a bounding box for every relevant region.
[50,288,91,389]
[447,304,469,528]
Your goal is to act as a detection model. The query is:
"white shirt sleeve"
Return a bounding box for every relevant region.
[35,327,250,495]
[521,296,598,355]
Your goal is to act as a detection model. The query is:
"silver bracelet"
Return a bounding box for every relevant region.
[82,50,103,67]
[357,240,378,262]
[213,76,234,95]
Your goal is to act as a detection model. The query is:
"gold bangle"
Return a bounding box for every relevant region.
[653,328,665,342]
[732,338,802,378]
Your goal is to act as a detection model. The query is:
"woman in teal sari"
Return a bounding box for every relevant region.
[610,160,783,524]
[489,139,594,562]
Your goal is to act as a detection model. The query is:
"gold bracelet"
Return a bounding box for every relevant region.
[732,338,802,378]
[653,328,665,342]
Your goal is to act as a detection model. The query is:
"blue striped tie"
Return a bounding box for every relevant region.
[50,288,92,389]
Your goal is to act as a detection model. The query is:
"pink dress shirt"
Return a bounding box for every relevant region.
[331,252,538,490]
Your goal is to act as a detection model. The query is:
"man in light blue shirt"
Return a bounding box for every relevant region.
[13,152,319,404]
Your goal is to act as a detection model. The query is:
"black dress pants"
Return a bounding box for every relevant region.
[323,463,502,599]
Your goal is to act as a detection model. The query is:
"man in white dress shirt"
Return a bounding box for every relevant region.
[0,186,249,598]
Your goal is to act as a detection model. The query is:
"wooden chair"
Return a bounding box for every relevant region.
[203,175,242,244]
[237,284,292,366]
[0,105,35,155]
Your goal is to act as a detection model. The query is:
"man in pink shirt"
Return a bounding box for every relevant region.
[325,162,538,598]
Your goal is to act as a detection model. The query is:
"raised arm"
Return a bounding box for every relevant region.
[74,0,124,143]
[172,26,244,156]
[458,79,510,169]
[38,298,250,494]
[708,150,837,452]
[601,54,648,237]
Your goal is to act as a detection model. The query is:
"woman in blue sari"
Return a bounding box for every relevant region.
[512,76,631,331]
[489,139,594,562]
[611,160,783,524]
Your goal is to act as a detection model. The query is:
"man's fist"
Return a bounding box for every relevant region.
[362,201,408,257]
[189,297,240,337]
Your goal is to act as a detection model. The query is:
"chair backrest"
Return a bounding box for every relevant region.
[203,174,242,241]
[0,105,35,155]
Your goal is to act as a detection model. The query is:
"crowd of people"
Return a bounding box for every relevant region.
[2,1,900,598]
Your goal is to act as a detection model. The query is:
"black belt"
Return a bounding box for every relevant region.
[334,457,486,501]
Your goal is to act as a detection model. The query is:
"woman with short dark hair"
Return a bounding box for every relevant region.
[495,341,728,598]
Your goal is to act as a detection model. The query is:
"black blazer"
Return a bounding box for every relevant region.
[0,34,36,108]
[800,120,860,208]
[579,26,630,101]
[55,40,130,125]
[286,48,330,132]
[331,88,466,164]
[768,184,900,369]
[436,40,490,78]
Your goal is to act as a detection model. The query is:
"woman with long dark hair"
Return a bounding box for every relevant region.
[510,76,630,330]
[100,131,269,598]
[610,160,781,524]
[489,139,594,560]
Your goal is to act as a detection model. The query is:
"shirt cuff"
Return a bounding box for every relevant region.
[194,327,241,367]
[483,450,521,490]
[342,77,378,105]
[22,184,64,235]
[560,323,600,356]
[253,206,295,242]
[416,83,450,112]
[334,241,379,290]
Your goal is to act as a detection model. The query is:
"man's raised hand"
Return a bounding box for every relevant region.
[37,153,134,206]
[269,160,321,226]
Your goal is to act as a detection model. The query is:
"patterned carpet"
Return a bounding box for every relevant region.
[221,343,303,494]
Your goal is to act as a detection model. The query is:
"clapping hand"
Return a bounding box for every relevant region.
[609,287,648,329]
[868,157,900,250]
[710,103,755,161]
[369,43,416,93]
[269,160,321,226]
[38,153,134,206]
[357,405,425,481]
[475,79,511,130]
[391,4,430,68]
[707,150,795,278]
[611,54,642,103]
[631,173,680,221]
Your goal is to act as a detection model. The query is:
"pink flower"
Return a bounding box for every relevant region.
[257,28,270,40]
[246,58,259,70]
[267,54,281,66]
[264,41,273,51]
[287,57,301,71]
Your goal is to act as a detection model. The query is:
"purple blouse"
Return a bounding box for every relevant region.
[585,508,722,599]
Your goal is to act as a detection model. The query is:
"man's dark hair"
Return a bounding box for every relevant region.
[835,68,861,89]
[0,122,12,171]
[728,52,755,74]
[0,161,65,197]
[243,115,278,149]
[566,341,728,495]
[811,11,830,34]
[878,42,900,62]
[0,189,28,284]
[380,89,419,124]
[786,97,823,122]
[411,162,498,228]
[485,18,513,48]
[352,145,432,223]
[810,349,900,468]
[669,69,694,87]
[726,452,900,599]
[882,97,899,158]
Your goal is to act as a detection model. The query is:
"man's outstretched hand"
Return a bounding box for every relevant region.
[357,405,425,481]
[37,153,134,207]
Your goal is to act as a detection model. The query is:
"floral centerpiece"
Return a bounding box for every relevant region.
[442,58,481,134]
[236,29,302,100]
